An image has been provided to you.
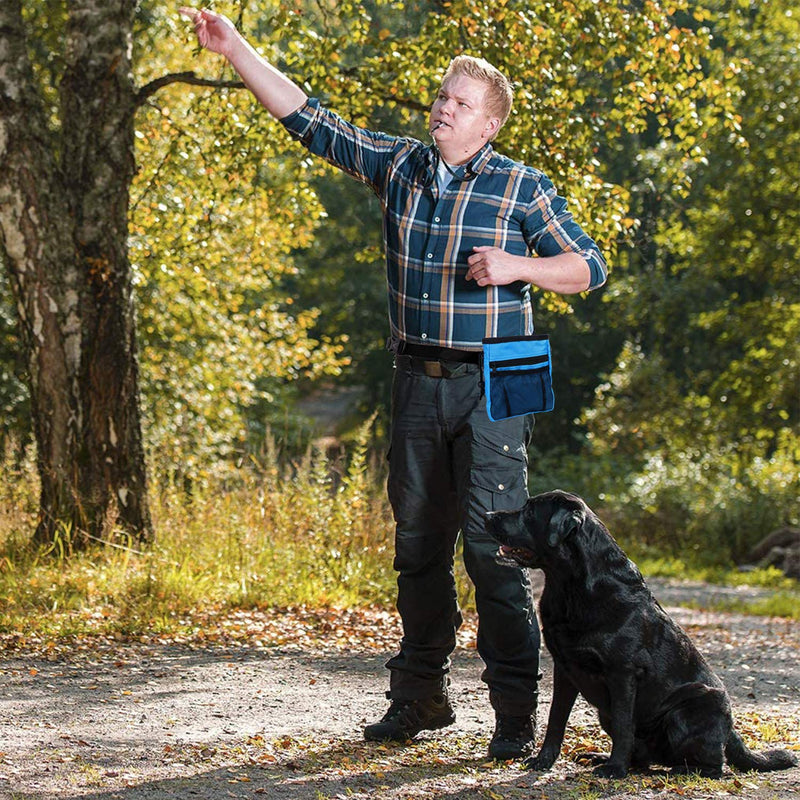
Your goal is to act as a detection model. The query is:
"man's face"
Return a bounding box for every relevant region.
[429,73,499,163]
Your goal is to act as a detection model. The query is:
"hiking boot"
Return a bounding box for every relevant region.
[363,694,456,742]
[488,713,536,760]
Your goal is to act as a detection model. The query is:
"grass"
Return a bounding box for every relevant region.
[696,592,800,619]
[0,425,399,642]
[1,428,798,644]
[635,554,798,590]
[635,555,800,619]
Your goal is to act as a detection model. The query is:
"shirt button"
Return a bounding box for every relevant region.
[427,253,433,259]
[422,293,429,299]
[498,484,505,491]
[421,333,428,339]
[503,445,509,451]
[434,216,441,223]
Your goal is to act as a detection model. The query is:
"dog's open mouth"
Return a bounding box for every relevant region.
[497,544,535,564]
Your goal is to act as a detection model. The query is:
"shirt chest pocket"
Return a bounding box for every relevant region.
[456,203,528,256]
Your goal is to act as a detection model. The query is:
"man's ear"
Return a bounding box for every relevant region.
[483,116,501,139]
[547,507,585,548]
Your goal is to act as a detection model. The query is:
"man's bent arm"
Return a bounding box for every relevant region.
[523,251,594,294]
[466,247,602,295]
[180,8,307,119]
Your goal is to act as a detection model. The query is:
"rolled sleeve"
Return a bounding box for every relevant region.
[524,173,608,291]
[583,249,608,290]
[279,97,322,145]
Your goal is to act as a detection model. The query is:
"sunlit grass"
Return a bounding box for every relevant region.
[1,427,798,642]
[636,556,800,619]
[0,424,398,641]
[636,555,797,590]
[735,709,800,748]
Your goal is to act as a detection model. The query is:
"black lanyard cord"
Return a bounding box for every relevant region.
[420,145,479,187]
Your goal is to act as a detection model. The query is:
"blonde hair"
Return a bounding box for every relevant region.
[441,55,514,131]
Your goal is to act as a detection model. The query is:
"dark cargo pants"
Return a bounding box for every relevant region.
[385,355,540,716]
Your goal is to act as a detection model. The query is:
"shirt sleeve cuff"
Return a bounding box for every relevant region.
[585,252,608,290]
[279,97,321,144]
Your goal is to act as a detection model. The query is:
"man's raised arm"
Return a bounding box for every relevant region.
[179,7,307,119]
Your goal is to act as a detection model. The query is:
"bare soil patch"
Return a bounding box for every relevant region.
[1,578,798,800]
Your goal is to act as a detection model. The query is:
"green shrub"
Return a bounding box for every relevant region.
[597,444,799,567]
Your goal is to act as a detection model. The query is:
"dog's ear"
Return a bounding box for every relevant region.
[547,507,585,547]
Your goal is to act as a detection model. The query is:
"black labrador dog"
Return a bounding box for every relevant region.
[486,490,798,778]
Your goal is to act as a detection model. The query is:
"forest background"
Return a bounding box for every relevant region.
[0,0,797,637]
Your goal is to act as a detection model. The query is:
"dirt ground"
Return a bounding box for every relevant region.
[1,578,798,800]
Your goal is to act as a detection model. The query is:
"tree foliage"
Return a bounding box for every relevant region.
[2,0,794,557]
[587,0,799,461]
[131,3,350,474]
[578,0,799,560]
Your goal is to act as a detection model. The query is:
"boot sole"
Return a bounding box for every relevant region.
[489,740,535,760]
[364,711,456,742]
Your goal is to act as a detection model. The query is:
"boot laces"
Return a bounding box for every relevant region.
[383,699,425,727]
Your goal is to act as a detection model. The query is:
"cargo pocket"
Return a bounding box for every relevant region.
[471,465,526,513]
[467,425,529,516]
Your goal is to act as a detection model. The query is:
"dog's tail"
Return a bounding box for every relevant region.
[725,730,798,772]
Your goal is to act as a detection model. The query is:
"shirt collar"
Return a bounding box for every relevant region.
[423,141,494,185]
[468,142,494,175]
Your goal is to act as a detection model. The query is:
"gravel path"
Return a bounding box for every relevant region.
[1,579,798,800]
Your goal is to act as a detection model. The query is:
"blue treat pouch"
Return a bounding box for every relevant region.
[482,335,555,421]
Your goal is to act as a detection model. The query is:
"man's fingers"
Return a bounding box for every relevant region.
[180,7,218,50]
[467,249,490,265]
[180,7,216,28]
[468,245,498,267]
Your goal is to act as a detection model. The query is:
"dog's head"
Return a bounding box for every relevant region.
[487,490,588,569]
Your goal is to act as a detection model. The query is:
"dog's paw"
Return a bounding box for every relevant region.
[523,751,557,771]
[593,761,628,779]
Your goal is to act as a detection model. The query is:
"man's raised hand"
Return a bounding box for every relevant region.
[179,7,238,57]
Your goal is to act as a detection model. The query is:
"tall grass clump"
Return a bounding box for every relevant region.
[0,419,398,640]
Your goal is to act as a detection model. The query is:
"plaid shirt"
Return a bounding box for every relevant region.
[281,98,607,350]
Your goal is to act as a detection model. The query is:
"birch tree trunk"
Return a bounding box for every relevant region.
[0,0,152,544]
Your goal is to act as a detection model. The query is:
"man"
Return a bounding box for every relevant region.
[180,7,607,760]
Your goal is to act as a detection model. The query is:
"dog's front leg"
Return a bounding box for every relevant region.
[594,671,638,778]
[525,663,579,771]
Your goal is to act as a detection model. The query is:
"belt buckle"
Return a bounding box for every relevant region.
[423,360,445,378]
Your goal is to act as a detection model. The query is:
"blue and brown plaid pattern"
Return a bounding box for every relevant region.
[281,99,607,350]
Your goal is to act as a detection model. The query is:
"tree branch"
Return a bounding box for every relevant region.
[136,70,428,116]
[135,71,246,106]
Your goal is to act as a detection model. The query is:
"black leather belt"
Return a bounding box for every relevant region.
[397,342,481,364]
[396,342,481,378]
